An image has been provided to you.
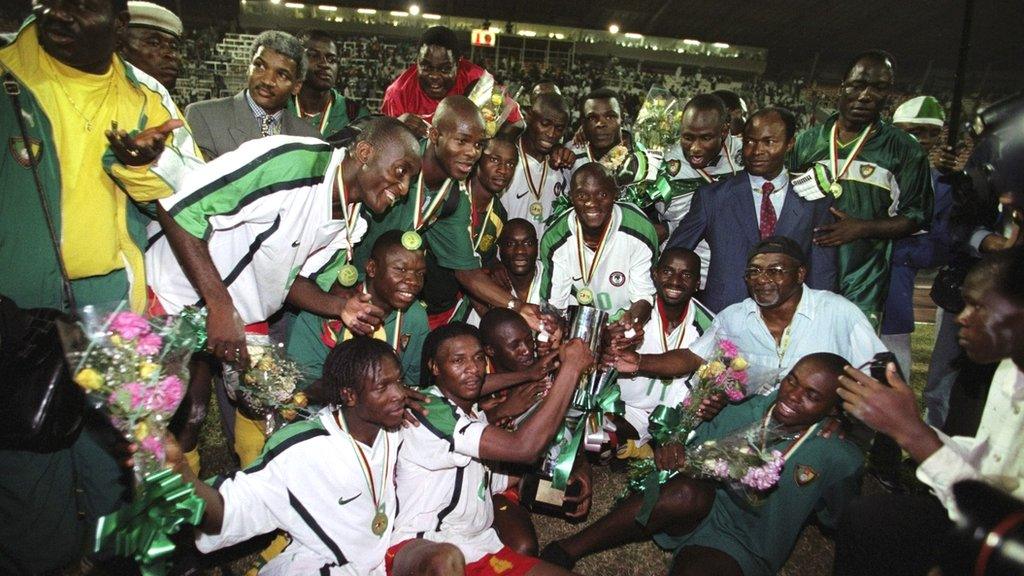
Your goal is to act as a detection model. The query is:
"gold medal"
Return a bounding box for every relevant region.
[401,230,423,251]
[577,287,594,305]
[529,201,543,221]
[371,510,388,536]
[338,264,358,287]
[829,182,843,197]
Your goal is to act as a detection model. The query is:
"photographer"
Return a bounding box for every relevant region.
[834,244,1024,576]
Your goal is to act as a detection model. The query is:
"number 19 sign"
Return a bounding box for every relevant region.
[471,29,497,47]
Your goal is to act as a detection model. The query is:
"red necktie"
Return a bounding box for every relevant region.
[759,181,777,239]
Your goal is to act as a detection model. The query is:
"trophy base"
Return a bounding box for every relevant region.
[519,472,582,519]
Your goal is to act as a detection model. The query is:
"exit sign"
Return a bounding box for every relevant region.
[471,29,497,47]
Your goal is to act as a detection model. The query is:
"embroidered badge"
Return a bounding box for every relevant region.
[9,136,41,168]
[667,158,681,177]
[609,271,626,287]
[489,556,514,573]
[795,464,818,486]
[859,164,876,178]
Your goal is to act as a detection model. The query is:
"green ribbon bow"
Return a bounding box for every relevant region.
[551,381,624,490]
[93,468,206,576]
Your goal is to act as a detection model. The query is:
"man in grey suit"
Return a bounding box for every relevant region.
[667,107,837,313]
[184,30,319,161]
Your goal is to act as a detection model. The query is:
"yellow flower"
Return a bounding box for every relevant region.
[486,120,497,135]
[706,360,726,377]
[490,93,503,106]
[730,357,748,371]
[74,368,104,391]
[110,334,123,346]
[256,355,274,371]
[133,421,149,440]
[139,362,160,380]
[291,392,308,408]
[280,408,298,421]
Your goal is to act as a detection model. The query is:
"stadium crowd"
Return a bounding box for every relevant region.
[1,1,1022,576]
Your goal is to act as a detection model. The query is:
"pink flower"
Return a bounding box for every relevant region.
[718,339,739,359]
[110,312,150,340]
[122,381,148,410]
[135,332,163,356]
[734,369,749,385]
[712,459,731,478]
[740,459,783,491]
[153,376,185,413]
[725,386,745,402]
[682,396,693,408]
[139,435,165,462]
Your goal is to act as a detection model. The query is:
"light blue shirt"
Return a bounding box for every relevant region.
[690,286,887,394]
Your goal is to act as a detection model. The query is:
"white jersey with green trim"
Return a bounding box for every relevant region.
[146,136,366,323]
[499,147,569,238]
[618,297,715,442]
[196,409,400,575]
[536,203,658,313]
[394,386,504,562]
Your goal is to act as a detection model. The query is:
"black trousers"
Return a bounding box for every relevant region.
[833,492,955,576]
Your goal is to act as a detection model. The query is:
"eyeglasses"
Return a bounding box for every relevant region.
[743,266,794,281]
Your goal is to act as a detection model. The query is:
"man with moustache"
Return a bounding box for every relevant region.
[612,248,715,448]
[148,117,421,468]
[609,238,883,396]
[501,92,571,236]
[668,107,837,313]
[392,323,594,575]
[835,246,1024,575]
[426,137,515,326]
[287,29,368,137]
[351,96,551,332]
[185,29,319,161]
[0,0,200,571]
[118,1,182,91]
[788,50,933,327]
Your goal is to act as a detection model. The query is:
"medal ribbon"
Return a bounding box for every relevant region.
[760,404,823,459]
[334,160,362,263]
[694,140,738,183]
[336,410,389,512]
[295,95,333,134]
[518,140,548,201]
[412,172,453,230]
[646,299,691,397]
[574,217,613,289]
[468,181,496,252]
[828,122,872,187]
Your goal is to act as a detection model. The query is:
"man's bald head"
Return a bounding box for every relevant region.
[532,92,569,120]
[355,116,419,156]
[432,95,485,132]
[571,161,617,192]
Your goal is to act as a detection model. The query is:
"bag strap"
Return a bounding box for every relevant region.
[3,70,77,312]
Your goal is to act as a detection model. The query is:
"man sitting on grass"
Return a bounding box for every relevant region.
[541,352,864,576]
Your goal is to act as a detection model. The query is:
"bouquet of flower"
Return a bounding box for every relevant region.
[645,339,748,448]
[58,303,207,573]
[60,304,205,475]
[466,72,514,137]
[224,336,312,436]
[619,86,684,208]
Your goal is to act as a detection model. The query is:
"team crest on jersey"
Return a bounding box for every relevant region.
[489,556,514,573]
[554,179,567,196]
[795,464,818,486]
[9,137,42,168]
[859,164,876,178]
[608,271,626,287]
[667,158,681,176]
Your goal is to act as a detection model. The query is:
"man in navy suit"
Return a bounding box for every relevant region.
[667,107,837,313]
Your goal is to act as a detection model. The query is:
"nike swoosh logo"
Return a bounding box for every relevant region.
[338,493,361,505]
[292,240,301,247]
[515,190,530,199]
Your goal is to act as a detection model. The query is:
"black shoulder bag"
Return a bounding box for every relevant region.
[0,71,84,452]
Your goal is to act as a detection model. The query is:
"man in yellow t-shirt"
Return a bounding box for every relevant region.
[0,1,201,572]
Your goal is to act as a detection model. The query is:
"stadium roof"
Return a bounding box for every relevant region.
[322,0,1023,82]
